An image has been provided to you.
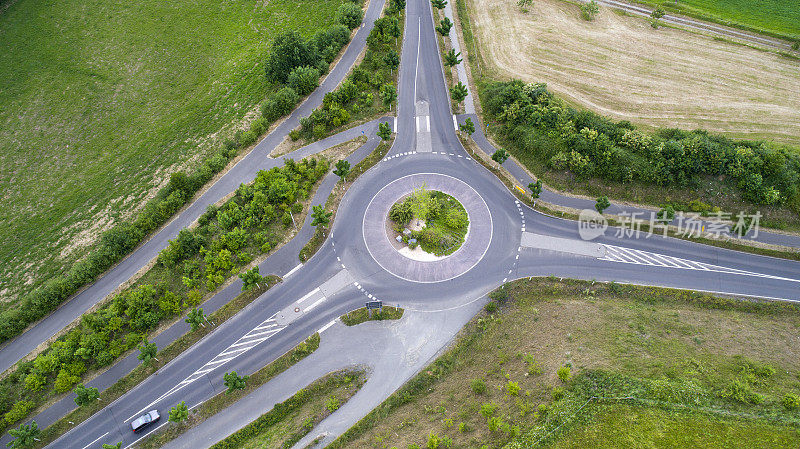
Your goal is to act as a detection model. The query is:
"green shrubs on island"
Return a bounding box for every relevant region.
[0,158,328,432]
[389,188,469,256]
[483,80,800,213]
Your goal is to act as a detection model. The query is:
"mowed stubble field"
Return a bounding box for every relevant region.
[0,0,347,305]
[466,0,800,146]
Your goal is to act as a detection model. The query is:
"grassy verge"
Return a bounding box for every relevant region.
[136,333,324,449]
[32,277,279,448]
[206,369,366,449]
[629,0,800,42]
[329,278,800,448]
[340,307,404,326]
[299,138,393,261]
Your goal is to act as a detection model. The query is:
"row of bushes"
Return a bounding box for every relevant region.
[297,0,405,141]
[483,80,800,211]
[0,158,330,431]
[209,369,364,449]
[0,0,366,347]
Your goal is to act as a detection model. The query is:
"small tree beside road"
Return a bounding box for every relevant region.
[224,371,249,394]
[595,196,611,214]
[137,340,158,365]
[444,49,462,67]
[459,118,475,136]
[73,384,99,407]
[431,0,447,9]
[7,422,40,449]
[492,148,510,164]
[311,205,333,228]
[436,17,453,36]
[334,159,351,182]
[238,266,264,291]
[169,401,189,423]
[528,180,542,200]
[377,122,392,140]
[450,82,468,104]
[185,307,207,331]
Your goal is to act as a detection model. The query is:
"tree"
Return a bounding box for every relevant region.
[383,50,400,73]
[390,0,406,12]
[380,83,397,110]
[73,384,99,407]
[436,17,453,36]
[185,307,207,331]
[580,0,599,20]
[137,340,158,365]
[650,8,665,28]
[238,266,264,291]
[333,159,351,182]
[431,0,447,9]
[492,149,509,164]
[264,31,319,83]
[377,122,392,140]
[223,371,249,394]
[337,3,364,30]
[310,205,332,228]
[450,82,468,104]
[287,66,320,96]
[444,49,462,67]
[7,422,40,449]
[459,118,475,136]
[656,205,675,222]
[169,402,189,423]
[528,180,543,200]
[595,196,611,214]
[102,444,122,449]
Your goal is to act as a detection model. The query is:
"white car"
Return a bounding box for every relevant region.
[130,410,160,432]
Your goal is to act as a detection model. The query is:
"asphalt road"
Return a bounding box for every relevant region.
[3,0,799,447]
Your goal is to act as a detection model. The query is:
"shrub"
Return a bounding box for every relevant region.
[557,365,571,383]
[288,66,321,96]
[326,395,340,412]
[505,380,520,396]
[250,117,268,136]
[289,129,301,141]
[719,379,763,404]
[480,402,497,418]
[488,286,509,304]
[484,301,498,313]
[337,3,364,29]
[470,378,487,395]
[782,393,800,410]
[580,0,599,20]
[4,400,34,425]
[239,130,257,147]
[552,386,565,400]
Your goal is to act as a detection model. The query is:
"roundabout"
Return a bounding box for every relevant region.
[361,173,492,283]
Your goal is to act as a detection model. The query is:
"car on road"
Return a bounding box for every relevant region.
[131,410,160,432]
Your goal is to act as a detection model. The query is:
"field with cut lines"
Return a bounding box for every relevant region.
[466,0,800,145]
[0,0,347,305]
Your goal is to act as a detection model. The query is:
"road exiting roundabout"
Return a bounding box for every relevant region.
[362,173,492,283]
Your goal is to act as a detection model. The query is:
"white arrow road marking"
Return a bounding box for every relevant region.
[601,244,800,283]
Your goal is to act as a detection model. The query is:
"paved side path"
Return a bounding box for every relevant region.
[163,302,485,449]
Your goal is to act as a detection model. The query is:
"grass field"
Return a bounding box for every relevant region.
[0,0,348,304]
[465,0,800,146]
[540,404,799,449]
[332,279,800,448]
[636,0,800,40]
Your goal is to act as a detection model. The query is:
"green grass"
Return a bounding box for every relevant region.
[0,0,348,305]
[329,278,800,448]
[541,404,800,449]
[340,306,404,326]
[637,0,800,40]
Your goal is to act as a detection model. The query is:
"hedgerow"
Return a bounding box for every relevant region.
[483,80,800,212]
[0,157,329,432]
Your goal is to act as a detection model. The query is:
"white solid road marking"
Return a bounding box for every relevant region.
[394,116,397,133]
[304,297,326,313]
[297,287,321,304]
[414,17,421,97]
[453,114,458,130]
[82,432,109,449]
[318,320,337,334]
[284,263,302,278]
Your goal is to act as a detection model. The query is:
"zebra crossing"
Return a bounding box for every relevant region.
[601,244,800,283]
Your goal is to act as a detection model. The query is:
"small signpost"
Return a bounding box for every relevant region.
[366,300,383,317]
